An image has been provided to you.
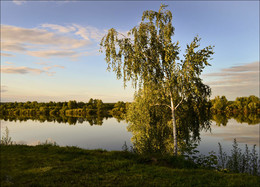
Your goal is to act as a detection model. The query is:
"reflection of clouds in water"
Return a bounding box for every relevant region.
[204,119,259,146]
[224,137,259,146]
[205,133,259,146]
[27,138,57,146]
[27,140,41,146]
[15,138,57,146]
[0,120,8,127]
[15,140,27,145]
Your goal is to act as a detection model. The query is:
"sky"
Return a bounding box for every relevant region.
[1,0,259,102]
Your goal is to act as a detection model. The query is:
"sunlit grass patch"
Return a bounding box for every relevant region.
[26,166,52,174]
[1,144,259,186]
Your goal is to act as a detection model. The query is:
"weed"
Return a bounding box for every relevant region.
[1,127,13,145]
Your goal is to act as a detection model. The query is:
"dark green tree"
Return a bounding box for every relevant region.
[211,96,228,113]
[68,100,77,109]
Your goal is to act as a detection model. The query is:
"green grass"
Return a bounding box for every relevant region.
[1,145,259,186]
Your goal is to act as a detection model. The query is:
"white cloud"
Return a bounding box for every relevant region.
[1,42,27,52]
[1,85,8,93]
[1,63,65,76]
[1,65,56,76]
[4,61,14,65]
[1,52,15,57]
[2,25,89,49]
[27,50,77,58]
[34,61,52,65]
[13,0,26,5]
[73,24,105,41]
[1,24,108,59]
[40,24,76,33]
[53,65,65,69]
[2,66,45,74]
[204,62,259,99]
[73,24,90,40]
[43,65,64,71]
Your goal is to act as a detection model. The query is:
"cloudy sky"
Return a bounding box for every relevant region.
[1,1,259,102]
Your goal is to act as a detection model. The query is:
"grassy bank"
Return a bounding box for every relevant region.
[1,145,259,186]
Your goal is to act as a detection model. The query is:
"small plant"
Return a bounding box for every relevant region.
[217,142,227,170]
[192,151,218,169]
[122,141,129,152]
[226,139,241,173]
[217,139,260,175]
[250,145,258,175]
[1,127,13,145]
[38,138,57,146]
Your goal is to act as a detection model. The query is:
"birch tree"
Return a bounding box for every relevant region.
[100,4,214,155]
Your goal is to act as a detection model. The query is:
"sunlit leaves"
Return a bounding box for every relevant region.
[100,4,214,154]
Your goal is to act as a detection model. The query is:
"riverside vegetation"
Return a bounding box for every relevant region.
[1,5,260,186]
[0,95,259,124]
[1,130,260,186]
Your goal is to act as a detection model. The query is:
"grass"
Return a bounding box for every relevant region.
[1,144,259,186]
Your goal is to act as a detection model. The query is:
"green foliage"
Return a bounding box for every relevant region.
[0,99,121,125]
[126,87,174,155]
[211,112,260,126]
[218,142,228,170]
[101,5,214,154]
[126,86,211,155]
[193,151,218,169]
[211,96,228,112]
[211,95,260,114]
[217,139,260,175]
[1,127,13,145]
[96,99,104,115]
[1,144,259,186]
[68,100,77,109]
[38,139,58,146]
[112,101,126,113]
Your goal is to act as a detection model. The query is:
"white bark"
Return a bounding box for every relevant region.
[170,97,178,155]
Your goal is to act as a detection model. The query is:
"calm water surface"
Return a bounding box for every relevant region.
[1,118,259,155]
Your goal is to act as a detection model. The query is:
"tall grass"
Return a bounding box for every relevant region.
[181,139,259,175]
[218,139,259,175]
[1,127,13,145]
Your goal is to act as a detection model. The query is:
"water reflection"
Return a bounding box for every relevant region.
[212,113,259,126]
[127,111,259,155]
[0,118,133,151]
[126,100,213,155]
[1,112,258,154]
[0,114,112,126]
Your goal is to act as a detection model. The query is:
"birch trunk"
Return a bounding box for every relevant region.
[170,97,178,155]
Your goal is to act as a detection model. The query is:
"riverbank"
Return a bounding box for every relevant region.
[1,145,259,186]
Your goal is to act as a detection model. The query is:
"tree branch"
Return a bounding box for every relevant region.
[153,103,172,110]
[175,96,184,110]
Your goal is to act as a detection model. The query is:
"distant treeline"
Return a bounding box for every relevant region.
[0,113,110,126]
[0,95,259,119]
[0,99,128,119]
[210,95,260,114]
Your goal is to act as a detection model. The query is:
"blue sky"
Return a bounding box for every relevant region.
[1,0,259,102]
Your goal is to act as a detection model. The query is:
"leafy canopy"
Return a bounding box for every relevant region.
[100,4,214,104]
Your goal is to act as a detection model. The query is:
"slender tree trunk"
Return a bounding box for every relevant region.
[170,97,178,155]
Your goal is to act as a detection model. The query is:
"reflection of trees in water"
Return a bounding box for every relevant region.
[212,113,260,126]
[126,91,212,155]
[127,107,212,155]
[0,113,112,126]
[127,93,259,155]
[127,105,173,155]
[128,110,259,155]
[211,114,229,126]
